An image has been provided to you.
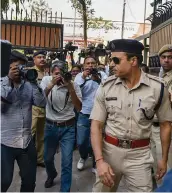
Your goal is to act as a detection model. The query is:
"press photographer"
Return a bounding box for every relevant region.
[1,50,46,192]
[40,60,82,191]
[74,56,102,174]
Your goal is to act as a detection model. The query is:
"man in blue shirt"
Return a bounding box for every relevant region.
[1,51,46,192]
[74,56,101,173]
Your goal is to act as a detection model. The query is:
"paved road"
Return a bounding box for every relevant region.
[8,150,127,192]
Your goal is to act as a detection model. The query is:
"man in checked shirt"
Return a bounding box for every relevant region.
[1,50,46,192]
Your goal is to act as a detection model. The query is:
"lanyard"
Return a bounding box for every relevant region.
[50,89,69,113]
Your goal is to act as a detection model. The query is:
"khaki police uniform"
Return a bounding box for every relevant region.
[32,65,46,164]
[151,69,172,174]
[162,69,172,102]
[90,71,172,192]
[151,45,172,174]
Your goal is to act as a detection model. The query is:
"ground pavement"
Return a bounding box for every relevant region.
[8,150,127,192]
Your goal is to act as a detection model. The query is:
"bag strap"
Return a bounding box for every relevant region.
[80,79,91,89]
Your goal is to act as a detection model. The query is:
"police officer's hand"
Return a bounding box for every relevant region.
[96,160,115,187]
[8,64,20,82]
[156,159,167,180]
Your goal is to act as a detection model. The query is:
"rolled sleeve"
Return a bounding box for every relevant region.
[40,76,50,90]
[31,83,46,108]
[156,86,172,122]
[1,76,13,102]
[90,85,107,123]
[74,73,85,86]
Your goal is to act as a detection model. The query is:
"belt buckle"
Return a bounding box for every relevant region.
[118,139,132,149]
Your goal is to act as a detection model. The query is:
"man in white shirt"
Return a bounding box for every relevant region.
[40,60,82,192]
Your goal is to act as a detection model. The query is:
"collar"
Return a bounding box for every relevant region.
[114,70,150,87]
[162,69,172,78]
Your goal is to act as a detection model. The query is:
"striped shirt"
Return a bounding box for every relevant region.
[1,76,46,149]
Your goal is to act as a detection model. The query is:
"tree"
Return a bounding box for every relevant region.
[1,0,52,22]
[69,0,113,48]
[29,0,52,22]
[1,0,30,13]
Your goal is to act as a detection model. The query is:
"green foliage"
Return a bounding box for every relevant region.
[30,0,51,14]
[88,17,113,31]
[1,0,30,12]
[69,0,113,31]
[69,0,94,19]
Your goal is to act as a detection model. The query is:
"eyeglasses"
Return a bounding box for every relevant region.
[110,57,121,64]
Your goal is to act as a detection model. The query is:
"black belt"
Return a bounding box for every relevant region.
[46,117,75,127]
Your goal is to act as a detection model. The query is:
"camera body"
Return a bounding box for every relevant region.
[61,71,72,82]
[90,68,99,75]
[18,65,38,82]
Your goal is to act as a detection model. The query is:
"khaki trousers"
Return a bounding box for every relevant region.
[151,125,172,173]
[93,141,154,192]
[31,116,45,164]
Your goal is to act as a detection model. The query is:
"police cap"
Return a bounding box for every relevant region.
[158,44,172,56]
[109,39,144,55]
[10,50,28,63]
[33,50,46,57]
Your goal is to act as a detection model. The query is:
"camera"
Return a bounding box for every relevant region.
[90,68,99,75]
[18,65,38,82]
[62,71,72,82]
[65,42,78,52]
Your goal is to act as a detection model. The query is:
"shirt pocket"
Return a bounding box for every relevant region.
[136,100,155,124]
[106,100,122,119]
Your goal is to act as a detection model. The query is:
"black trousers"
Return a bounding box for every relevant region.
[1,140,37,192]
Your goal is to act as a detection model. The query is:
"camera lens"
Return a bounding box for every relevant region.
[26,69,38,82]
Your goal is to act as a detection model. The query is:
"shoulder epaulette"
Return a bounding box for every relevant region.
[146,74,163,84]
[101,75,117,87]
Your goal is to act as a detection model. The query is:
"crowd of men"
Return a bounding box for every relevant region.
[1,39,172,192]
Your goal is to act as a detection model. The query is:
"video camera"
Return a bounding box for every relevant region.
[65,42,78,52]
[18,64,38,82]
[79,43,108,59]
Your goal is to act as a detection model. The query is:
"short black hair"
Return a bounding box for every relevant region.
[125,53,143,65]
[83,56,97,64]
[71,65,82,72]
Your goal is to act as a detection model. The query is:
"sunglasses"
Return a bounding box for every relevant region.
[110,57,121,64]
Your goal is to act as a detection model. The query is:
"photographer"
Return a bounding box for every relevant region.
[40,60,82,191]
[1,51,46,192]
[74,56,101,174]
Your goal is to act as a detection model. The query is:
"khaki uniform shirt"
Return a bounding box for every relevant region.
[32,66,46,118]
[162,70,172,102]
[90,71,172,140]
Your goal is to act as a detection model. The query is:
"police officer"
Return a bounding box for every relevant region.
[151,45,172,176]
[32,50,47,167]
[90,39,172,192]
[159,44,172,103]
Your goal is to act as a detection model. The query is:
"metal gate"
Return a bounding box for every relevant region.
[1,9,64,50]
